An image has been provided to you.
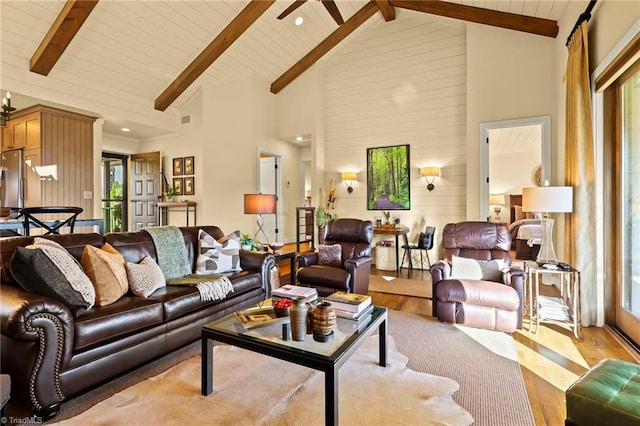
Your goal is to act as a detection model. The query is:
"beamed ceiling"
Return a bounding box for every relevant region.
[1,0,569,139]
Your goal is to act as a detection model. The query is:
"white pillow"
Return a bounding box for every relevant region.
[195,229,242,274]
[126,256,166,297]
[449,255,505,282]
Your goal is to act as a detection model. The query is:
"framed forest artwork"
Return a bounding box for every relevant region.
[367,144,410,210]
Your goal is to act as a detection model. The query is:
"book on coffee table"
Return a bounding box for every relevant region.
[333,304,374,320]
[324,292,372,314]
[272,285,318,302]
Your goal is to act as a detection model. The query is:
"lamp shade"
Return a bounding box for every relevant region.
[522,186,573,213]
[244,194,277,214]
[420,167,440,177]
[489,194,506,206]
[341,172,357,182]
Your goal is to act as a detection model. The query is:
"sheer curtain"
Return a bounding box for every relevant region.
[564,21,598,326]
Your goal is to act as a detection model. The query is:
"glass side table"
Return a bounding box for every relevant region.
[524,262,582,339]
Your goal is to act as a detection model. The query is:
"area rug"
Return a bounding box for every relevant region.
[53,335,473,426]
[369,274,432,298]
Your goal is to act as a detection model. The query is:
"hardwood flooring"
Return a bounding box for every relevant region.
[279,248,639,426]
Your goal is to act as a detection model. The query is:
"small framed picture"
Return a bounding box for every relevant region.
[173,177,184,195]
[184,156,194,175]
[173,157,183,176]
[184,176,194,195]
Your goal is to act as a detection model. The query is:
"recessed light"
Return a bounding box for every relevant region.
[296,136,303,142]
[121,127,130,132]
[295,16,304,26]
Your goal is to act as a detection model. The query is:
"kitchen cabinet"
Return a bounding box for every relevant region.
[2,105,96,216]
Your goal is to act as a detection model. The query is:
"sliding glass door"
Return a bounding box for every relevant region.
[616,64,640,344]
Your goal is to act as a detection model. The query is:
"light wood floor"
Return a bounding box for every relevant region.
[278,247,639,426]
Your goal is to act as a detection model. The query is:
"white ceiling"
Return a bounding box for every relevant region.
[1,0,569,140]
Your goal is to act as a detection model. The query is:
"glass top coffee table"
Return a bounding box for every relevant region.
[201,302,388,426]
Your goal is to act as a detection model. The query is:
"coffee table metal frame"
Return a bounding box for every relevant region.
[201,304,388,426]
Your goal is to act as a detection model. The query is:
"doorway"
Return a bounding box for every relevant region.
[101,153,128,232]
[479,115,551,221]
[258,150,281,243]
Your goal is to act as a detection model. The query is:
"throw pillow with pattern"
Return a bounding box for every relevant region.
[318,244,342,267]
[195,229,241,274]
[126,256,166,298]
[449,255,505,282]
[10,237,96,316]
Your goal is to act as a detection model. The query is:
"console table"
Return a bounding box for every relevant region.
[158,201,197,226]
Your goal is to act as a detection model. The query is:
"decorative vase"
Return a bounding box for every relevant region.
[290,297,308,341]
[311,301,336,342]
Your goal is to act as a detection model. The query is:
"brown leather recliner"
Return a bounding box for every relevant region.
[296,218,373,297]
[430,222,525,333]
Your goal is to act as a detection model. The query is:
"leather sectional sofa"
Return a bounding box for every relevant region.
[0,226,275,419]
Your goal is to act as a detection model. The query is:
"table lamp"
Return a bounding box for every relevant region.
[489,194,506,221]
[522,182,573,265]
[243,193,277,244]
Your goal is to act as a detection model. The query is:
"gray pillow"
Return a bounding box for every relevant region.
[11,239,96,316]
[449,255,505,282]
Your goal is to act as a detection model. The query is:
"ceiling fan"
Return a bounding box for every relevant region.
[277,0,344,25]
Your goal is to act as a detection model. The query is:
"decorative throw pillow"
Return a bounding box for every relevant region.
[195,229,241,274]
[81,243,128,306]
[126,256,166,298]
[449,255,505,282]
[10,237,95,316]
[318,244,342,267]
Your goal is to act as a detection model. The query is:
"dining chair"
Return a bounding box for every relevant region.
[19,206,83,236]
[401,225,435,270]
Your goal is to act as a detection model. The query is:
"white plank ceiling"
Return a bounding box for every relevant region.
[1,0,569,139]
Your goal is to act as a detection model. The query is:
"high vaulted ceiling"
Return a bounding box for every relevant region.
[1,0,569,140]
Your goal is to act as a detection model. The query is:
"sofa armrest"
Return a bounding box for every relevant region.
[296,252,318,268]
[239,250,276,296]
[344,256,372,295]
[504,266,526,329]
[0,284,74,413]
[429,260,450,284]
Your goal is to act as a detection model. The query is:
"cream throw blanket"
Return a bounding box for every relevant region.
[166,273,234,302]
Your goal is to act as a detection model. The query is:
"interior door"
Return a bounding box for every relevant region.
[129,152,160,231]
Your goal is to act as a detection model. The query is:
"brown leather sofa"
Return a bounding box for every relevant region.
[430,222,525,333]
[0,226,274,419]
[296,218,373,296]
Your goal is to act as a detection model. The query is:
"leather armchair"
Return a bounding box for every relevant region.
[296,218,373,296]
[430,222,525,333]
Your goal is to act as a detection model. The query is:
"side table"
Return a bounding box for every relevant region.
[525,262,582,339]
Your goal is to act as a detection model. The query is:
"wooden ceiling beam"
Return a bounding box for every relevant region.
[30,0,99,76]
[389,0,558,38]
[271,1,379,94]
[376,0,396,22]
[155,0,275,111]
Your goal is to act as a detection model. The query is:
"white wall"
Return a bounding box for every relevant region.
[322,13,468,244]
[466,24,556,220]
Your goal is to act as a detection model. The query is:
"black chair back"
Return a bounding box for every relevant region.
[19,206,83,236]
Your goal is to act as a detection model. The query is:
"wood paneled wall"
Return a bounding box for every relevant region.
[40,107,96,218]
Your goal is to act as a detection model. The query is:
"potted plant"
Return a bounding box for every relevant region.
[163,185,176,202]
[316,207,338,244]
[240,233,253,250]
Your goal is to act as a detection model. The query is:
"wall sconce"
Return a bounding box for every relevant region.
[1,91,16,127]
[420,167,440,191]
[243,193,277,244]
[489,193,506,221]
[341,172,357,193]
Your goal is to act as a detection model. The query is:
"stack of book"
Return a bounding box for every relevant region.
[272,285,318,303]
[324,291,373,320]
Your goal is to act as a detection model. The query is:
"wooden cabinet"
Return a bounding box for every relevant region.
[296,207,315,252]
[2,105,96,216]
[1,112,40,151]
